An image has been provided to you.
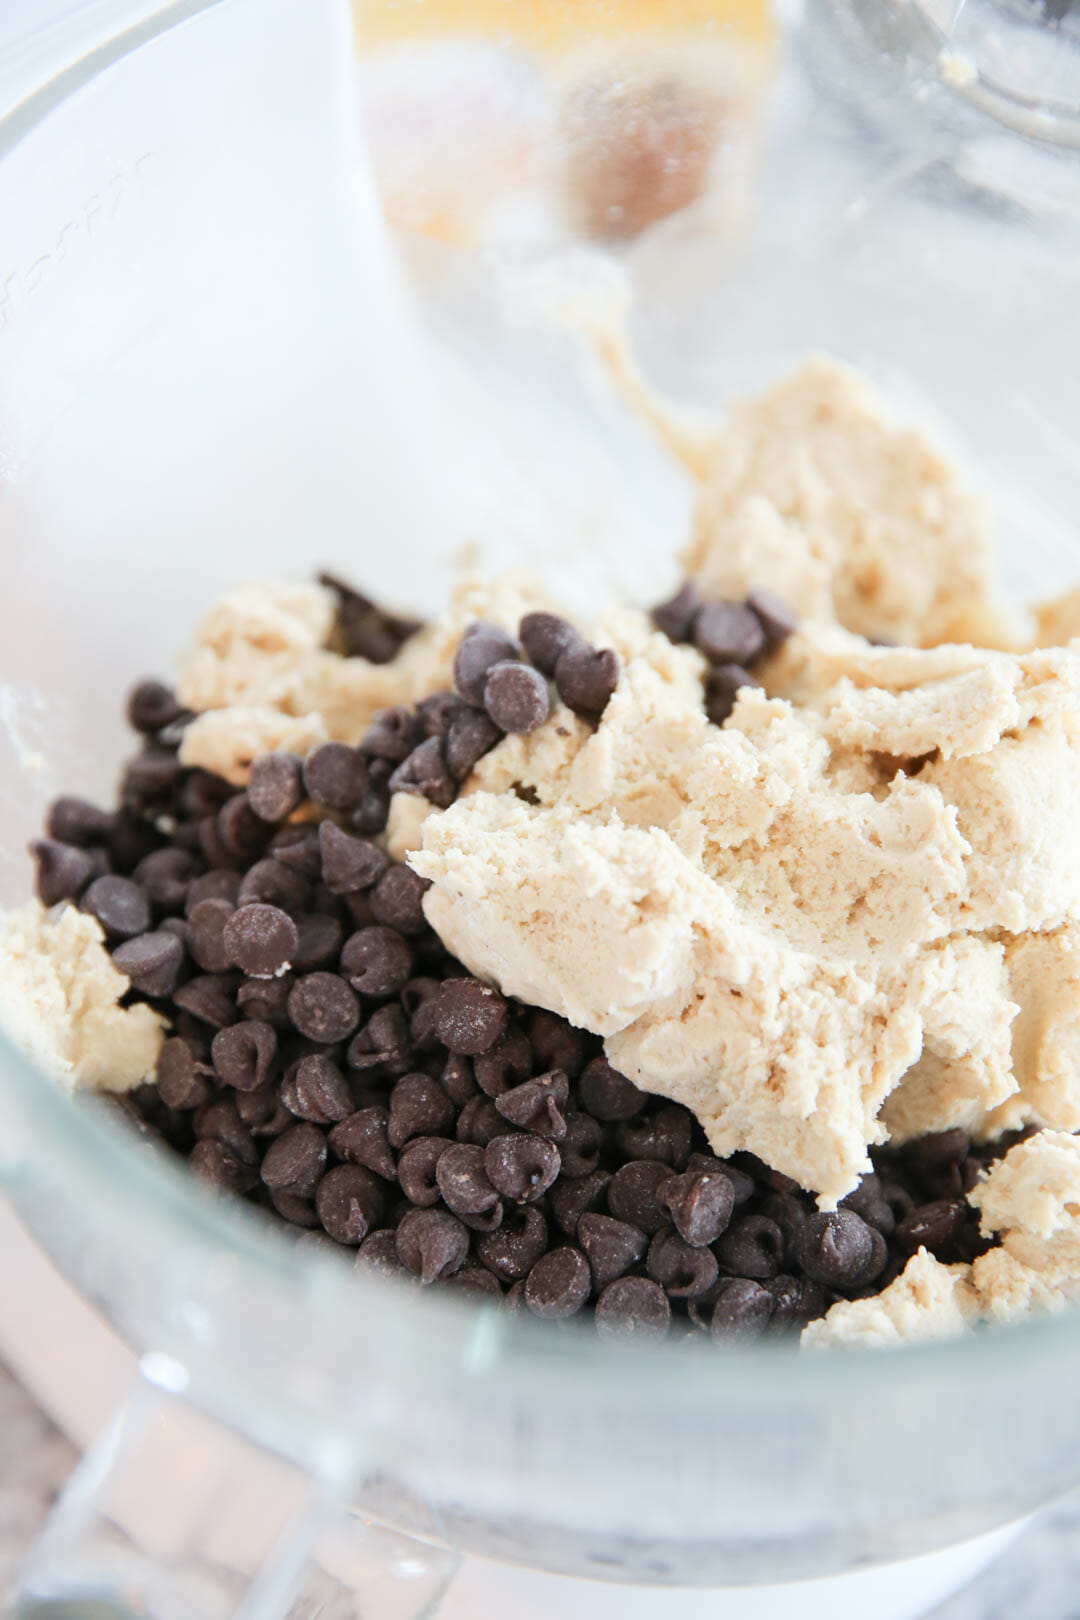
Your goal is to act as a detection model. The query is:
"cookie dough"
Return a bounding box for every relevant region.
[0,902,164,1094]
[806,1131,1080,1346]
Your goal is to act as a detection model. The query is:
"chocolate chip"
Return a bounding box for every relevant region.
[615,1104,693,1170]
[223,903,299,978]
[439,1055,477,1109]
[178,772,233,822]
[210,1021,277,1091]
[396,1135,454,1206]
[217,795,272,863]
[369,865,429,934]
[349,1004,412,1073]
[287,972,360,1043]
[82,874,151,940]
[495,1071,569,1139]
[765,1274,825,1334]
[519,612,586,676]
[292,912,344,972]
[657,1169,735,1248]
[350,779,392,838]
[896,1199,967,1259]
[453,623,519,703]
[319,572,421,664]
[594,1277,670,1339]
[237,973,294,1027]
[237,1085,291,1136]
[841,1172,896,1236]
[524,1247,591,1318]
[155,1038,213,1110]
[360,707,421,762]
[710,1278,774,1340]
[47,796,115,846]
[108,811,164,874]
[340,926,413,997]
[303,743,368,811]
[277,1055,347,1123]
[456,1095,510,1148]
[473,1030,532,1098]
[476,1206,548,1282]
[417,692,470,738]
[247,753,303,822]
[444,1265,504,1299]
[109,931,183,997]
[434,1142,500,1217]
[388,1072,456,1149]
[260,1122,327,1196]
[127,680,183,734]
[717,1213,787,1280]
[396,1207,469,1284]
[651,581,703,644]
[607,1160,672,1232]
[559,1111,604,1180]
[445,708,502,781]
[356,1228,412,1282]
[237,857,309,913]
[648,1228,719,1299]
[388,737,455,810]
[693,600,766,666]
[432,979,508,1056]
[524,1012,582,1079]
[554,643,619,718]
[704,663,761,726]
[578,1212,647,1290]
[30,839,97,906]
[746,589,797,649]
[172,973,239,1029]
[578,1057,646,1121]
[134,848,199,911]
[483,662,550,734]
[794,1209,875,1287]
[187,897,236,973]
[326,1109,394,1181]
[273,1193,320,1230]
[549,1170,611,1239]
[186,870,241,913]
[190,1139,257,1195]
[485,1134,561,1204]
[122,750,183,808]
[318,821,388,895]
[315,1164,384,1245]
[195,1097,258,1165]
[269,825,323,881]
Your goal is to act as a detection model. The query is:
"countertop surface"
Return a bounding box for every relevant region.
[2,1354,1078,1618]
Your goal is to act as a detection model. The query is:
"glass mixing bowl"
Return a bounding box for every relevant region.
[1,1,1080,1617]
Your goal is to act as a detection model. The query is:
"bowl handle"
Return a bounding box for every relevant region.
[8,1354,460,1620]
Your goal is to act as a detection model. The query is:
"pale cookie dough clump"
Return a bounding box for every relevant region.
[0,901,164,1094]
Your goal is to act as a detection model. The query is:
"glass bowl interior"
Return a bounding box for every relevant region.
[2,0,1080,1589]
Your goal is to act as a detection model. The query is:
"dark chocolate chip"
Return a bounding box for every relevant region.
[340,926,413,997]
[495,1071,569,1139]
[82,874,151,940]
[186,870,242,914]
[155,1038,213,1111]
[318,821,388,895]
[578,1212,647,1290]
[360,707,422,763]
[896,1199,967,1259]
[550,1170,612,1239]
[445,708,502,781]
[396,1207,469,1283]
[648,1227,719,1298]
[329,1107,396,1179]
[524,1247,591,1318]
[47,796,115,846]
[134,848,199,912]
[456,1095,510,1148]
[615,1105,693,1170]
[607,1160,672,1233]
[292,912,344,973]
[651,581,703,644]
[127,680,183,734]
[765,1274,825,1334]
[794,1209,875,1287]
[444,1265,504,1299]
[483,662,550,734]
[693,600,766,666]
[746,588,798,649]
[237,857,309,913]
[247,752,303,822]
[236,973,294,1027]
[717,1213,787,1281]
[485,1134,561,1204]
[453,623,519,703]
[432,979,508,1056]
[417,692,470,738]
[348,1004,412,1073]
[172,973,239,1029]
[705,663,761,726]
[303,743,368,811]
[217,795,272,863]
[190,1139,257,1195]
[210,1021,277,1091]
[594,1277,670,1339]
[397,1135,455,1207]
[195,1097,258,1165]
[110,930,184,997]
[578,1057,646,1121]
[841,1172,896,1236]
[434,1142,499,1218]
[473,1030,532,1098]
[281,1056,353,1124]
[315,1164,384,1245]
[388,1072,456,1149]
[519,612,585,676]
[657,1169,736,1248]
[476,1205,549,1282]
[710,1277,774,1340]
[30,839,96,906]
[528,1010,585,1079]
[554,643,619,718]
[558,1111,604,1180]
[388,737,455,810]
[269,825,324,881]
[223,903,299,978]
[273,1192,321,1230]
[260,1122,327,1196]
[287,972,360,1043]
[440,1054,477,1108]
[369,865,430,934]
[356,1228,412,1282]
[187,897,236,973]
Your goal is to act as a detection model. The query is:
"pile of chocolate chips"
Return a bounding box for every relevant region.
[650,580,798,724]
[28,576,1009,1343]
